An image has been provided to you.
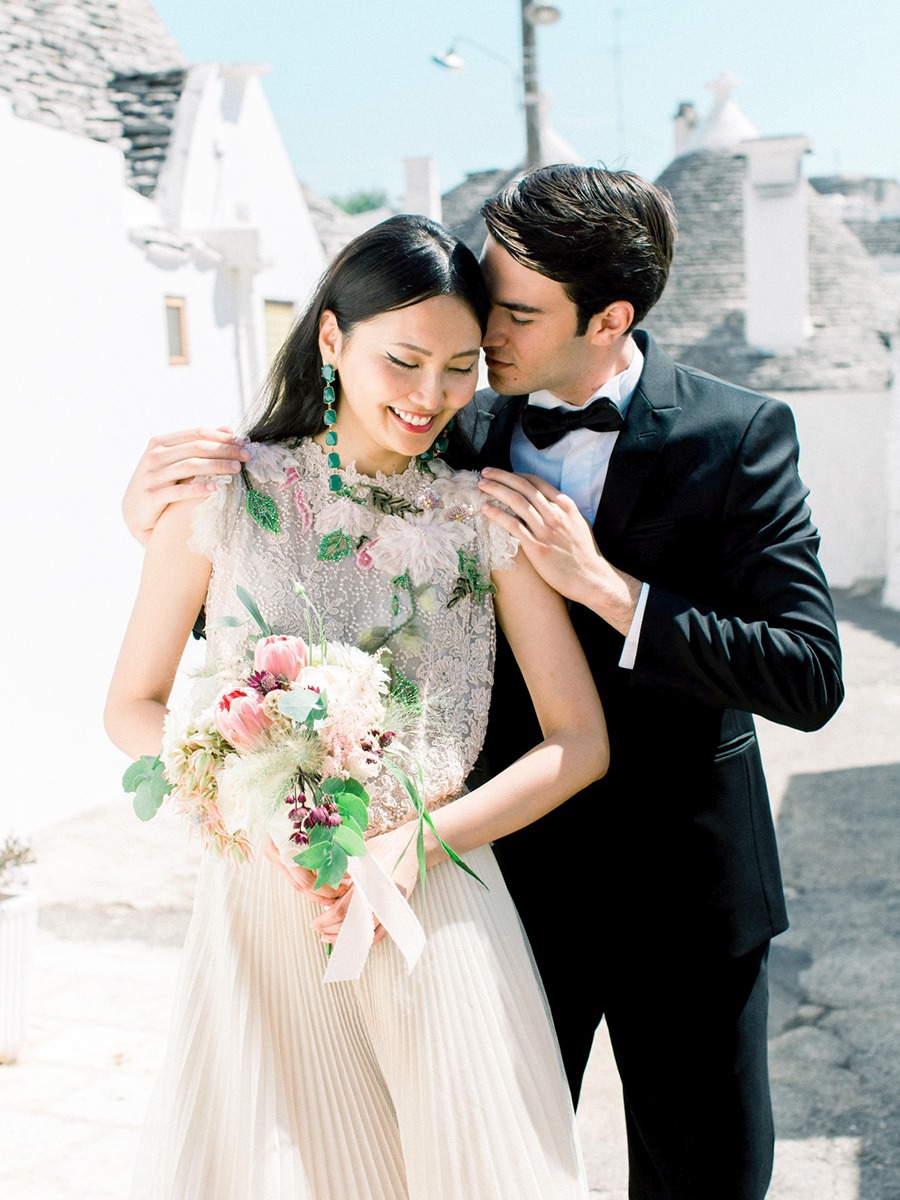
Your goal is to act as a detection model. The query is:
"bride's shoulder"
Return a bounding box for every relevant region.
[427,458,482,495]
[189,438,300,556]
[242,440,301,488]
[428,460,518,571]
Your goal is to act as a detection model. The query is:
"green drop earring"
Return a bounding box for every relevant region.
[321,363,341,492]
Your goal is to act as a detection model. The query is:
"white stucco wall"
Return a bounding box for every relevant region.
[880,353,900,610]
[0,80,323,835]
[156,64,325,413]
[0,107,228,836]
[776,390,890,592]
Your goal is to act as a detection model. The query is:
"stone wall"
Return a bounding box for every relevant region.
[109,67,186,194]
[0,0,185,191]
[647,150,895,394]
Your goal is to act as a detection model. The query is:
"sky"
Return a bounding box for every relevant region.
[152,0,900,206]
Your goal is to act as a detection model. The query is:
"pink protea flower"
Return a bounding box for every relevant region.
[253,634,309,681]
[214,687,274,751]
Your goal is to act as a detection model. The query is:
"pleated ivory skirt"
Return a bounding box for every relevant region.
[130,844,589,1200]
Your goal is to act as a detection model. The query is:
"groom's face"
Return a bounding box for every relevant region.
[480,236,596,405]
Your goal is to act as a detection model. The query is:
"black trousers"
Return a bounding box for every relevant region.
[498,867,775,1199]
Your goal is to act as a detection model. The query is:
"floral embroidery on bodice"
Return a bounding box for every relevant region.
[191,439,517,836]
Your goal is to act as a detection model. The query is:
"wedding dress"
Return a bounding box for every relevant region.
[130,439,589,1200]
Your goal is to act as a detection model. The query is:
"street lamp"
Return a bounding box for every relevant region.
[432,4,561,170]
[431,36,517,74]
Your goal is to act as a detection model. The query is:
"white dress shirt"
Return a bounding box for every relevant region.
[509,337,649,669]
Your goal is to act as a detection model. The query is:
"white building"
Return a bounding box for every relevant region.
[643,76,900,606]
[0,0,325,832]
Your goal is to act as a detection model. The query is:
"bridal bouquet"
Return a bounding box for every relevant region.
[122,586,478,978]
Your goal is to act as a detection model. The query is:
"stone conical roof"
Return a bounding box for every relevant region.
[0,0,187,193]
[441,167,521,255]
[678,72,758,157]
[643,147,895,392]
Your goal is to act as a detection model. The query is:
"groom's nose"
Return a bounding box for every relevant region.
[482,308,506,348]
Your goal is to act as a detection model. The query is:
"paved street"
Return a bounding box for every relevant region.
[1,592,897,1199]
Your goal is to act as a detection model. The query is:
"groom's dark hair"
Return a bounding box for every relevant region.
[481,165,676,334]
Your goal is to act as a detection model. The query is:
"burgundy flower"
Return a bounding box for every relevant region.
[247,670,282,696]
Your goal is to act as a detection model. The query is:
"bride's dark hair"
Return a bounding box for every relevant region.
[246,214,489,444]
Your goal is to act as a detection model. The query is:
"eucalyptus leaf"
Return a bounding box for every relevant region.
[335,792,369,831]
[295,842,328,870]
[123,755,172,822]
[333,825,367,857]
[321,776,367,799]
[277,689,328,726]
[316,843,350,891]
[337,813,366,841]
[320,776,346,794]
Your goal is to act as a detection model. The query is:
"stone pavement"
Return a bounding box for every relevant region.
[1,592,897,1199]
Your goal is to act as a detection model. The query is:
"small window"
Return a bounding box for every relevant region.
[165,296,188,365]
[264,300,295,367]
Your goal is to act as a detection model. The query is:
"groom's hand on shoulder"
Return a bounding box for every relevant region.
[123,426,250,547]
[478,467,642,637]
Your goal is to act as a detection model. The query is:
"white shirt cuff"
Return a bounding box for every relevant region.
[618,582,649,670]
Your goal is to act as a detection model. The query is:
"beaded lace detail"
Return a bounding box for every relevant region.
[191,439,517,837]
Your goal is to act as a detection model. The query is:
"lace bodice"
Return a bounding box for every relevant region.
[191,439,517,836]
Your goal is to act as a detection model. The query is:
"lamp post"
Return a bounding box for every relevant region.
[432,4,561,171]
[521,3,561,168]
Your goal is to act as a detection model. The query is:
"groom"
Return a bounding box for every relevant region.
[123,166,843,1199]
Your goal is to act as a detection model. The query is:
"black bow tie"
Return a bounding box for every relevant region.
[520,396,625,449]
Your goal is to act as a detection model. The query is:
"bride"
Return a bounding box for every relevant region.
[105,214,608,1200]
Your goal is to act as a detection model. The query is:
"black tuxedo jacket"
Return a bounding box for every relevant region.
[451,330,844,959]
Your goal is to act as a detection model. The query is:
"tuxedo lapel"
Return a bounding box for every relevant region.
[476,393,527,470]
[595,331,681,544]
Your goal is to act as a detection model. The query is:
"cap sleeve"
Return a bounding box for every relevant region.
[429,461,519,574]
[189,474,244,562]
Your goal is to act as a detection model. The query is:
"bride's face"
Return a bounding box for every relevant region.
[318,294,481,476]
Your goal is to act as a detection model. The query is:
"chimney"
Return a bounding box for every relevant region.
[739,135,812,352]
[673,102,697,156]
[403,157,442,222]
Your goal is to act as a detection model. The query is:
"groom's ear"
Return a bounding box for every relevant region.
[585,301,634,346]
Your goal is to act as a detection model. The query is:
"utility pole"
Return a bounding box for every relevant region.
[521,0,541,169]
